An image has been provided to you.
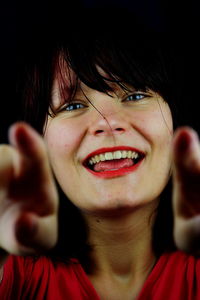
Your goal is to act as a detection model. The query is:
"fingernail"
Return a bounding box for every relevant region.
[9,124,28,148]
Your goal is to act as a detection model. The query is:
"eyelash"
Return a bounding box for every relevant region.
[55,101,88,113]
[123,92,148,102]
[65,102,87,111]
[57,91,149,113]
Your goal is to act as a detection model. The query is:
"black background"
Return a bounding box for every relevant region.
[0,0,200,142]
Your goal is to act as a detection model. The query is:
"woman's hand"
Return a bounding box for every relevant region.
[173,127,200,255]
[0,122,58,256]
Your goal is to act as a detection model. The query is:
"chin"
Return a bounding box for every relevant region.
[82,198,146,218]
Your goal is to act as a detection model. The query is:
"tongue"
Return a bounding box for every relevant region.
[93,158,134,172]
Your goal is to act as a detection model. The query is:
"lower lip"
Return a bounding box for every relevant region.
[84,159,144,178]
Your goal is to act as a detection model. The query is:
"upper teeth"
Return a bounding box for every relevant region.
[88,150,139,165]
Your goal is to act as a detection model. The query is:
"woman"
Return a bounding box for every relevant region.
[0,8,200,299]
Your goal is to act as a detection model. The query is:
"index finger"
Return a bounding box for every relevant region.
[173,127,200,175]
[173,127,200,217]
[8,122,54,185]
[9,122,48,166]
[7,123,57,210]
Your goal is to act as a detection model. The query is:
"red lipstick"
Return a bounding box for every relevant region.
[83,146,145,178]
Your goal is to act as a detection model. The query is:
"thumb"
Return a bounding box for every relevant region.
[173,127,200,218]
[15,212,58,254]
[173,127,200,254]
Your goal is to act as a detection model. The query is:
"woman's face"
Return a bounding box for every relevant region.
[44,78,173,216]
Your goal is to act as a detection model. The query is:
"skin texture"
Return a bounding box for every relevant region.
[45,82,173,216]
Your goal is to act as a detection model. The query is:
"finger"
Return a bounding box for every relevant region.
[173,127,200,176]
[173,127,200,254]
[15,212,58,253]
[174,215,200,256]
[0,210,58,256]
[7,123,58,214]
[0,145,20,189]
[173,127,200,217]
[8,122,51,179]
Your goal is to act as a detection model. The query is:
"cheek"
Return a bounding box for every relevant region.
[44,120,82,162]
[127,105,173,171]
[139,103,173,140]
[129,109,172,145]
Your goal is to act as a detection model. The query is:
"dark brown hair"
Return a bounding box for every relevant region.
[17,7,180,268]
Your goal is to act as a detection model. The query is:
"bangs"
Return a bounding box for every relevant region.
[50,7,175,117]
[53,32,172,108]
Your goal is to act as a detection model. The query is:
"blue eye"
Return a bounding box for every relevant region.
[125,93,145,102]
[65,102,86,111]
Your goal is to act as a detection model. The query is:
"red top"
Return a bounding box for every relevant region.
[0,251,200,299]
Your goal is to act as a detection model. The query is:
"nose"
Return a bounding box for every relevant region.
[89,106,129,137]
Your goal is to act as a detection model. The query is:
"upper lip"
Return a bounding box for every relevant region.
[82,146,145,166]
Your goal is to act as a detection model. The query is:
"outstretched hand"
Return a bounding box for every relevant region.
[173,127,200,255]
[0,122,58,257]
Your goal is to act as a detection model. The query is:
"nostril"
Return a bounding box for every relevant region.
[115,128,124,132]
[94,128,125,135]
[95,130,104,134]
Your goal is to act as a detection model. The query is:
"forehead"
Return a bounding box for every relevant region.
[51,62,129,107]
[51,61,77,107]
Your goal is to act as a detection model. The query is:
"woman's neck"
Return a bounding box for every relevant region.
[83,201,158,298]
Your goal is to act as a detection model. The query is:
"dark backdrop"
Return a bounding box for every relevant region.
[1,1,199,142]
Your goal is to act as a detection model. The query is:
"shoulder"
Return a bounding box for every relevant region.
[139,251,200,300]
[1,255,87,299]
[160,250,200,273]
[3,255,79,277]
[153,250,200,282]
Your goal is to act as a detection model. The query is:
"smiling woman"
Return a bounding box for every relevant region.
[0,5,200,300]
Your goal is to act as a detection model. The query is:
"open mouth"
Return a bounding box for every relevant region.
[83,147,145,177]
